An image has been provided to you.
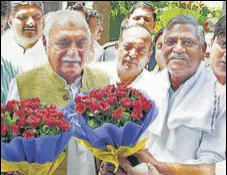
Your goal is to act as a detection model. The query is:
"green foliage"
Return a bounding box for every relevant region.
[110,1,223,34]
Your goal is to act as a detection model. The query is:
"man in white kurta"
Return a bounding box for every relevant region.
[144,15,226,165]
[89,25,154,90]
[1,1,47,73]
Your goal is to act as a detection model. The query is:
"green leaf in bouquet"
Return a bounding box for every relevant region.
[88,119,98,129]
[3,112,19,126]
[122,112,131,122]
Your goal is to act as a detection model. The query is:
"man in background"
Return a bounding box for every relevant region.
[1,1,47,73]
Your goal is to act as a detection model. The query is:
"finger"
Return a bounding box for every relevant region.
[148,164,160,175]
[135,151,150,163]
[118,157,131,165]
[120,163,136,174]
[136,150,157,164]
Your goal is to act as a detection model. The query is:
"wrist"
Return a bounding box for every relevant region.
[155,162,174,175]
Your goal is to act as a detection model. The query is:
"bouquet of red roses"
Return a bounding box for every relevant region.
[1,98,72,175]
[64,83,157,172]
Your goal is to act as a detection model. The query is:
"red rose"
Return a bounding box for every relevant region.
[117,82,128,90]
[45,117,59,128]
[76,103,87,114]
[1,105,6,113]
[99,101,110,112]
[1,122,7,136]
[89,90,103,100]
[133,101,142,112]
[27,116,41,128]
[14,110,23,117]
[59,120,70,131]
[121,97,132,109]
[23,130,35,140]
[104,85,115,94]
[139,97,152,110]
[130,89,143,98]
[106,94,117,104]
[34,109,48,118]
[112,108,123,120]
[1,113,4,122]
[89,102,100,113]
[18,117,26,127]
[75,96,83,104]
[24,108,33,116]
[29,102,40,109]
[9,124,20,136]
[131,109,143,120]
[6,100,18,112]
[116,90,127,97]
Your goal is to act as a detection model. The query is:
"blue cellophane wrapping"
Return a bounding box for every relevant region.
[1,128,72,163]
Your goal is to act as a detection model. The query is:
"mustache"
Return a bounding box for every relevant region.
[62,56,81,63]
[23,26,36,31]
[168,57,189,61]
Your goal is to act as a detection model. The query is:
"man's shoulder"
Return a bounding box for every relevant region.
[16,64,49,80]
[84,65,109,78]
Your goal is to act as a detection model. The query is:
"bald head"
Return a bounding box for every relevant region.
[119,25,153,50]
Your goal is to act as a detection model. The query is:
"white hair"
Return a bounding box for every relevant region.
[44,10,91,44]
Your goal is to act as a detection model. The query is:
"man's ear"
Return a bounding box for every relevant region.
[151,22,156,31]
[115,42,119,50]
[42,35,47,51]
[201,43,207,58]
[8,16,13,27]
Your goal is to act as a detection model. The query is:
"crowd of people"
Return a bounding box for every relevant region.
[1,1,226,175]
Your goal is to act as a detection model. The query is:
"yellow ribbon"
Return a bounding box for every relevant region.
[76,138,147,173]
[1,152,65,175]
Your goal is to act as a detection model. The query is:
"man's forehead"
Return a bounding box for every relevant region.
[13,5,42,16]
[131,7,154,18]
[165,23,198,38]
[50,23,89,37]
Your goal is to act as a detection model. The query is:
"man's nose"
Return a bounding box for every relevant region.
[67,45,79,58]
[129,48,137,59]
[173,41,186,54]
[137,17,145,25]
[26,17,35,26]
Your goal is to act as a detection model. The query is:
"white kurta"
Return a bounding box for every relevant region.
[145,65,226,164]
[88,60,155,92]
[216,161,226,175]
[1,30,47,73]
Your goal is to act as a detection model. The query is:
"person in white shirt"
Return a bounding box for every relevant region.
[86,9,104,64]
[90,25,153,92]
[1,1,47,73]
[145,15,226,165]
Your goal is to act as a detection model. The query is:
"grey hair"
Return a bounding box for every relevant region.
[43,10,91,44]
[11,1,44,15]
[163,15,206,44]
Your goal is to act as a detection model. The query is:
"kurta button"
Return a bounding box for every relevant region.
[63,94,69,100]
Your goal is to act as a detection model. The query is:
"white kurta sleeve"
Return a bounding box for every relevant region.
[185,97,226,164]
[215,161,226,175]
[6,78,20,102]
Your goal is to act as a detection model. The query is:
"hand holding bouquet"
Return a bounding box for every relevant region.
[64,83,157,172]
